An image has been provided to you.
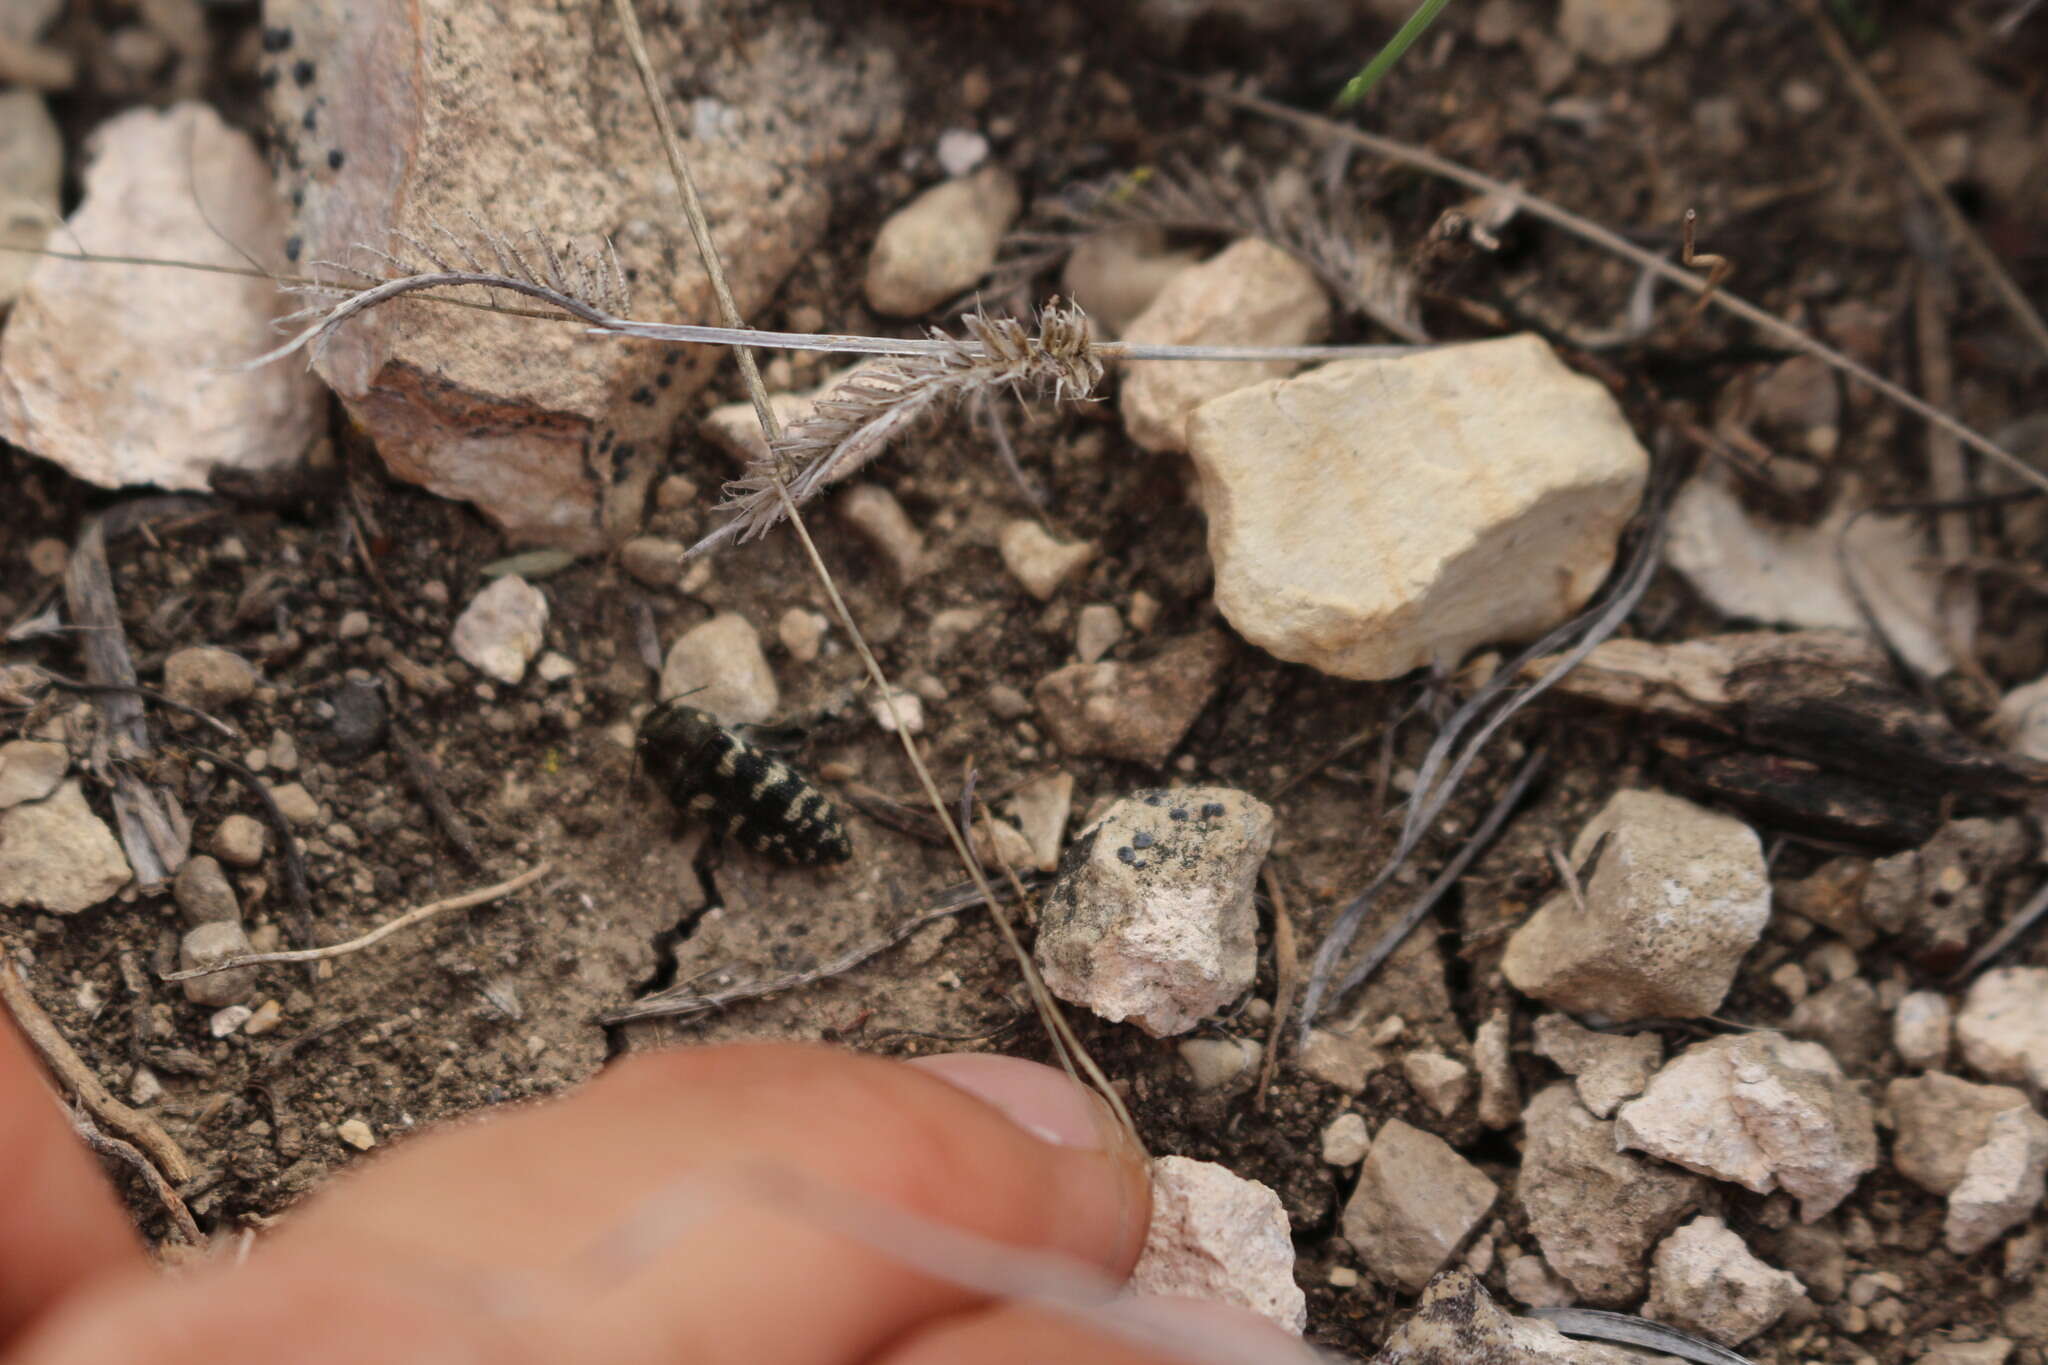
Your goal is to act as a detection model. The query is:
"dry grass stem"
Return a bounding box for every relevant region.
[1196,79,2048,500]
[70,1104,203,1247]
[160,863,551,980]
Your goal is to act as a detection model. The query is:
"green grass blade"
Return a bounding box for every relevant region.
[1334,0,1455,109]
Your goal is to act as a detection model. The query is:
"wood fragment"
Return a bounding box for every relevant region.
[387,720,483,868]
[69,1104,202,1248]
[161,863,551,980]
[0,959,193,1184]
[1254,865,1298,1111]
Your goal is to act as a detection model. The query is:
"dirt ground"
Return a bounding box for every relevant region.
[4,1,2048,1361]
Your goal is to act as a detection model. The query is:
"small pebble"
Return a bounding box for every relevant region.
[337,1117,376,1150]
[778,608,828,664]
[621,536,687,589]
[999,520,1095,600]
[172,854,240,927]
[266,782,319,826]
[242,998,283,1036]
[659,613,778,725]
[864,164,1020,316]
[839,484,926,580]
[162,646,257,711]
[208,1004,253,1038]
[181,922,257,1007]
[1074,604,1123,663]
[935,127,989,177]
[535,651,576,684]
[451,575,548,684]
[869,688,925,735]
[337,609,370,639]
[1321,1111,1372,1166]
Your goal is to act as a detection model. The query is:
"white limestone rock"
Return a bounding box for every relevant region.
[1402,1051,1473,1120]
[451,575,549,686]
[1531,1012,1661,1118]
[1614,1031,1876,1222]
[1889,1073,2033,1197]
[1187,335,1647,680]
[1947,1106,2048,1256]
[863,165,1019,316]
[0,779,131,915]
[658,612,778,725]
[1895,990,1955,1071]
[1557,0,1677,64]
[0,739,66,809]
[1957,968,2048,1090]
[1127,1155,1306,1334]
[1503,789,1769,1022]
[1121,238,1329,455]
[999,520,1096,601]
[0,90,61,307]
[1321,1111,1372,1166]
[0,103,321,492]
[1341,1118,1497,1293]
[1035,788,1272,1037]
[1643,1216,1803,1346]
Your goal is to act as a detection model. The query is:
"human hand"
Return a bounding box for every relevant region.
[2,1020,1305,1365]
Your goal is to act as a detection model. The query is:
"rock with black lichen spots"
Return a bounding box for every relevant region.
[1342,1119,1497,1293]
[1614,1031,1876,1221]
[1503,789,1768,1022]
[1369,1270,1651,1365]
[0,779,132,915]
[1643,1216,1804,1346]
[1517,1083,1704,1306]
[1034,787,1271,1037]
[1033,630,1231,767]
[1127,1155,1306,1333]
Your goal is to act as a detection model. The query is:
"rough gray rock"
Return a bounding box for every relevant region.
[265,0,905,547]
[1402,1051,1473,1120]
[1530,1012,1661,1118]
[1033,630,1231,767]
[172,854,240,927]
[1894,990,1954,1072]
[162,646,256,712]
[1786,977,1887,1075]
[1127,1155,1306,1334]
[1121,238,1329,455]
[208,813,267,869]
[1474,1009,1520,1129]
[1518,1083,1704,1306]
[1342,1119,1497,1293]
[1957,968,2048,1090]
[451,576,549,686]
[658,612,778,725]
[862,165,1019,316]
[0,103,321,491]
[1888,1073,2033,1197]
[1615,1031,1876,1221]
[179,920,257,1007]
[1643,1216,1804,1346]
[1034,787,1272,1037]
[0,779,132,915]
[1187,335,1647,680]
[0,738,66,809]
[1503,789,1769,1022]
[1321,1111,1372,1166]
[1862,818,2029,970]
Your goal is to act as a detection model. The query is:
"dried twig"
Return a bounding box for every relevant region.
[1192,79,2048,500]
[1795,0,2048,363]
[0,959,193,1183]
[1947,874,2048,987]
[1534,1308,1755,1365]
[387,719,483,869]
[161,863,550,980]
[42,673,238,740]
[607,0,1133,1135]
[1254,865,1299,1111]
[69,1104,203,1248]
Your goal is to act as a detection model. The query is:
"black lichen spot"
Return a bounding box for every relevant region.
[1169,807,1188,821]
[1202,802,1226,819]
[284,235,302,262]
[615,442,636,462]
[1132,831,1155,849]
[1144,794,1163,806]
[629,386,653,405]
[655,371,671,388]
[259,67,279,89]
[261,26,293,52]
[301,108,317,132]
[292,59,316,86]
[327,148,344,170]
[290,188,303,209]
[1117,846,1136,864]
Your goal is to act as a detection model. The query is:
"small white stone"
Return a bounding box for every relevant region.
[934,127,988,177]
[1188,335,1647,680]
[1122,239,1329,455]
[999,520,1095,600]
[869,688,924,735]
[1895,990,1954,1071]
[1009,771,1073,874]
[1531,1012,1662,1119]
[1061,225,1203,337]
[1074,604,1123,663]
[451,575,548,685]
[1504,789,1769,1022]
[1327,1265,1360,1288]
[208,813,267,867]
[208,1004,253,1038]
[1178,1036,1262,1092]
[535,651,576,684]
[1643,1216,1802,1345]
[128,1065,163,1105]
[1946,1106,2048,1256]
[777,607,828,664]
[1402,1050,1473,1119]
[266,782,319,826]
[243,998,283,1036]
[0,778,131,915]
[864,165,1020,317]
[621,536,687,589]
[0,739,67,808]
[337,609,371,640]
[163,646,257,710]
[1035,787,1273,1037]
[1556,0,1676,63]
[838,483,926,580]
[968,815,1033,871]
[1128,1156,1306,1334]
[337,1117,376,1150]
[659,612,778,725]
[1957,968,2048,1090]
[1320,1111,1371,1166]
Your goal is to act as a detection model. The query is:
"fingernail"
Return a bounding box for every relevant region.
[908,1054,1119,1151]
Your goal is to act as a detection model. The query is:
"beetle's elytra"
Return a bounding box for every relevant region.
[636,699,852,866]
